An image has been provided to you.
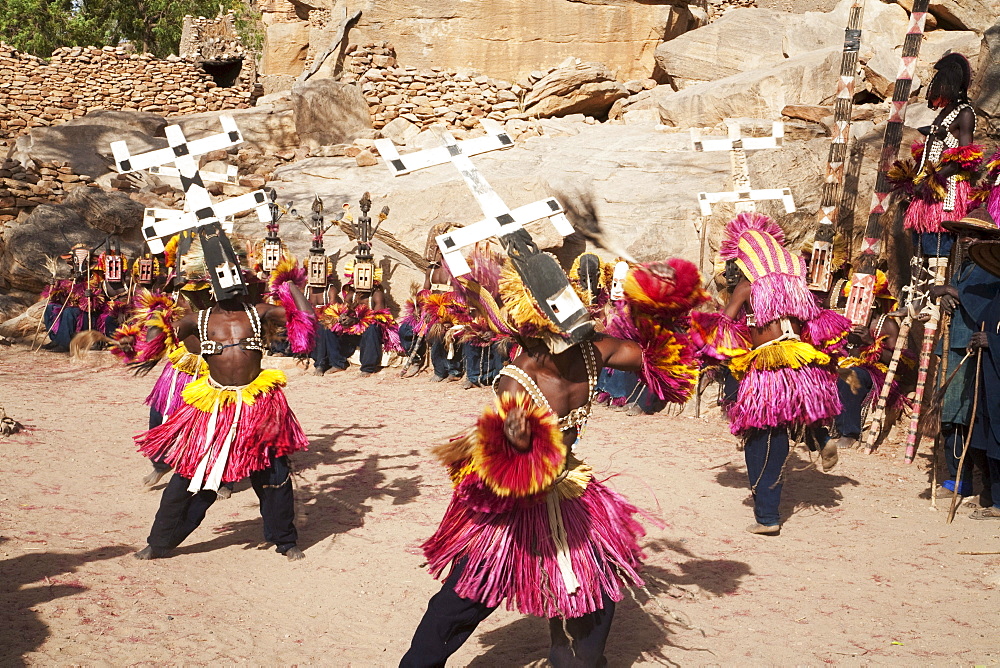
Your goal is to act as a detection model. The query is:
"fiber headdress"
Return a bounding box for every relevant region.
[720,212,818,324]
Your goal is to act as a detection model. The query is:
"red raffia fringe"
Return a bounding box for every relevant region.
[136,382,308,483]
[422,475,646,618]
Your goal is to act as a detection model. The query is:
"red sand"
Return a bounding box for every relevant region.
[1,347,997,665]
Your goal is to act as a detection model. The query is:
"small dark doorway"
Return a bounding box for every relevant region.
[201,59,243,88]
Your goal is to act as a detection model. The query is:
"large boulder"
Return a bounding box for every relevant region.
[263,119,878,304]
[175,104,300,154]
[654,0,908,90]
[862,29,981,100]
[658,47,843,128]
[0,188,145,293]
[12,110,169,179]
[520,61,629,119]
[927,0,1000,32]
[291,80,373,150]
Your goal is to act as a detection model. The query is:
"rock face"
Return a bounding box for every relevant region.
[264,120,878,299]
[261,22,312,77]
[520,61,628,119]
[0,188,144,293]
[176,105,301,154]
[262,0,696,83]
[925,0,1000,32]
[291,80,373,150]
[658,47,843,128]
[973,20,1000,135]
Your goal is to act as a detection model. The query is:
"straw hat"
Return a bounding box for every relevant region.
[968,240,1000,278]
[941,208,1000,237]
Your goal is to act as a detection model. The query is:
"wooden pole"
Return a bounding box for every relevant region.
[947,329,984,523]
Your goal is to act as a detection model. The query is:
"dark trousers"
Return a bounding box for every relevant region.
[330,324,383,373]
[431,338,463,379]
[400,321,426,365]
[834,368,873,439]
[942,422,978,495]
[743,427,790,527]
[400,559,615,668]
[986,457,1000,510]
[146,455,297,553]
[463,343,502,386]
[148,408,172,472]
[311,328,339,372]
[43,303,81,351]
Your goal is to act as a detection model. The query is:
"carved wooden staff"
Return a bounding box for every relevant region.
[846,0,931,322]
[807,0,866,293]
[862,312,914,453]
[904,258,949,463]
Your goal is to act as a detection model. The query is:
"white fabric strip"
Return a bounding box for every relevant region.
[546,491,580,595]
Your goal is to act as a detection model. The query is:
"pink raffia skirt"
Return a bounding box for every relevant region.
[725,340,841,435]
[903,179,973,234]
[422,461,647,619]
[136,369,308,488]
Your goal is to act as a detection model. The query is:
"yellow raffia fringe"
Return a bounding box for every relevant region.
[181,369,287,411]
[554,453,593,500]
[728,340,830,380]
[168,345,208,376]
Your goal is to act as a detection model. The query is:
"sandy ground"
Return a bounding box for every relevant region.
[1,345,998,667]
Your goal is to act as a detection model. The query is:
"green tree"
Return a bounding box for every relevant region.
[0,0,78,57]
[0,0,249,58]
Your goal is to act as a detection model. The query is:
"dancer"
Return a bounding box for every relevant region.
[132,249,316,561]
[401,225,469,382]
[693,213,849,535]
[965,235,1000,518]
[400,246,706,666]
[891,53,982,259]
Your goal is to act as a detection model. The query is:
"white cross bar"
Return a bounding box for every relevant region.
[373,119,514,177]
[691,121,784,153]
[373,120,573,276]
[438,198,574,274]
[140,190,272,254]
[697,188,796,216]
[111,115,242,175]
[149,163,239,185]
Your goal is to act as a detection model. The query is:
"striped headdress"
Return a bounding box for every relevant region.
[720,212,818,324]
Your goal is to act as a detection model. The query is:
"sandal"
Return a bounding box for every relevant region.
[968,507,1000,520]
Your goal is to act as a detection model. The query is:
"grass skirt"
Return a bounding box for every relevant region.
[726,340,841,435]
[422,461,646,619]
[136,369,308,486]
[144,348,207,415]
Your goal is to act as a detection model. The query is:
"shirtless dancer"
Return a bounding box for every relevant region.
[402,252,706,665]
[133,272,315,561]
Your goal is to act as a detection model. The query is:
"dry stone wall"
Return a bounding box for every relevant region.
[340,42,524,132]
[0,43,254,143]
[0,158,98,224]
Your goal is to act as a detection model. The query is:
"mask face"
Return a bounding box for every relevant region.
[724,260,743,291]
[610,261,628,301]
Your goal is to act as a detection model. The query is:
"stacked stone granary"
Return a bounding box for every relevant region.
[340,42,523,132]
[0,43,253,142]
